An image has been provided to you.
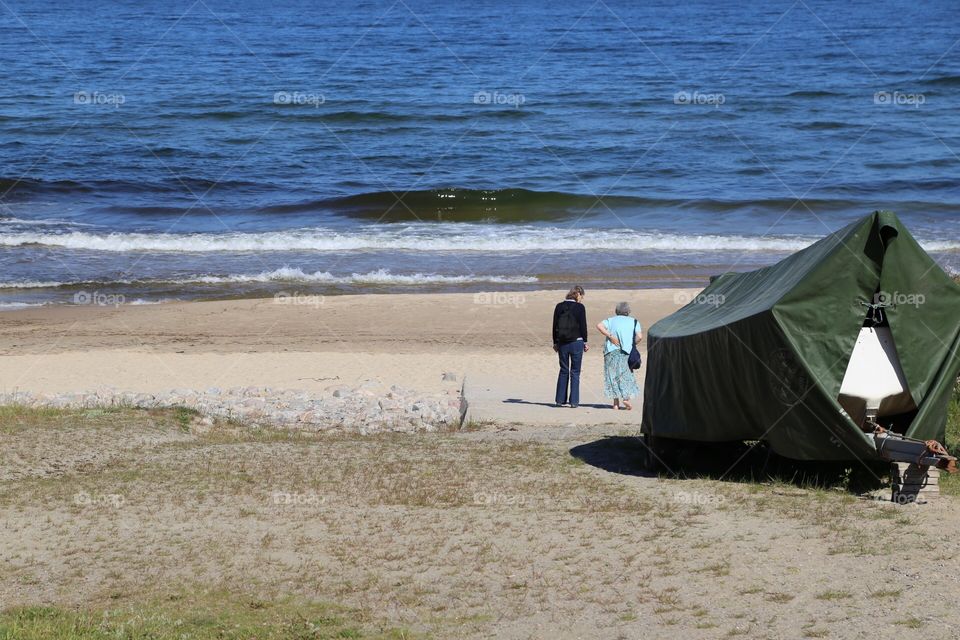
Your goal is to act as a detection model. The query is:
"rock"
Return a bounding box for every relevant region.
[276,410,300,424]
[2,382,462,435]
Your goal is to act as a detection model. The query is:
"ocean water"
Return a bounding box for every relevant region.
[1,0,959,305]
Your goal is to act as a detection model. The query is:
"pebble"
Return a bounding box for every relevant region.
[0,383,462,434]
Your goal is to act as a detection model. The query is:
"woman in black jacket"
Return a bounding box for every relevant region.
[552,285,589,407]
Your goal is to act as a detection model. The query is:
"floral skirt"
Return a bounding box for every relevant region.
[603,350,640,400]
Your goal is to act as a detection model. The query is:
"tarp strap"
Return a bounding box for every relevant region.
[859,299,891,325]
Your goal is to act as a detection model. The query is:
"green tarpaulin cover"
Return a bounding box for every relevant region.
[641,211,960,461]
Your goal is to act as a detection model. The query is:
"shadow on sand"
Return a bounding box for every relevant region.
[569,435,888,493]
[568,436,658,478]
[502,398,610,410]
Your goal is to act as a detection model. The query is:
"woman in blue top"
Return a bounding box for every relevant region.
[596,302,642,410]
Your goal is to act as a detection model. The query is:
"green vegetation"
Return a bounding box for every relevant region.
[948,377,960,454]
[814,590,852,601]
[0,591,414,640]
[894,616,924,629]
[173,406,201,432]
[941,377,960,496]
[2,402,956,637]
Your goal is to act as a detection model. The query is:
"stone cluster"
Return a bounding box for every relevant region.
[0,380,464,434]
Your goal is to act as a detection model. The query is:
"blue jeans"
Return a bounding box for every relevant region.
[556,340,584,406]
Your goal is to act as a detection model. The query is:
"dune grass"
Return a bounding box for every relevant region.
[2,403,956,637]
[0,590,414,640]
[949,379,960,451]
[940,378,960,496]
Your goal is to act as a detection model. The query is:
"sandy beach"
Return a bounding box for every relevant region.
[0,289,691,425]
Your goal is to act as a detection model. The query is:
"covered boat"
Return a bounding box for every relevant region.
[640,211,960,462]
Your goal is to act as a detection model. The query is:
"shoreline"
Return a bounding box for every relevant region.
[0,288,696,355]
[0,275,716,309]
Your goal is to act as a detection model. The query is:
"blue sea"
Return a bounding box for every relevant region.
[1,0,959,306]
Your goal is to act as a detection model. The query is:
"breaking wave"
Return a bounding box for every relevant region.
[0,226,825,253]
[0,268,539,289]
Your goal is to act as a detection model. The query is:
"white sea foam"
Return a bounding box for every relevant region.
[0,226,836,253]
[0,268,538,289]
[920,240,960,252]
[0,217,92,227]
[183,268,538,285]
[0,280,67,289]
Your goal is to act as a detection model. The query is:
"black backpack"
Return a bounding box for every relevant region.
[556,303,580,343]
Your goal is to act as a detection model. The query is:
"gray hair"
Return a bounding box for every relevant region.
[615,301,631,316]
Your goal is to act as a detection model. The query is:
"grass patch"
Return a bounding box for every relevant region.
[814,590,852,601]
[941,378,960,496]
[703,561,731,578]
[173,406,201,432]
[0,591,415,639]
[0,404,92,433]
[946,378,960,455]
[894,616,924,629]
[764,592,794,604]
